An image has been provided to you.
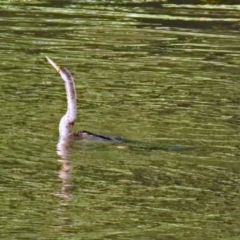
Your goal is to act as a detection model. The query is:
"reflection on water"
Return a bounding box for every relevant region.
[57,138,72,200]
[0,1,240,239]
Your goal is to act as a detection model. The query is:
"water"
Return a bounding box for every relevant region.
[0,1,240,239]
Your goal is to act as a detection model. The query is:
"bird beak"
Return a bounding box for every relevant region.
[46,56,60,72]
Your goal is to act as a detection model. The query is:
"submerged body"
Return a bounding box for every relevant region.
[46,56,192,152]
[46,56,122,142]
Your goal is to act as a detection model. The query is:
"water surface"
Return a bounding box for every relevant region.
[0,1,240,239]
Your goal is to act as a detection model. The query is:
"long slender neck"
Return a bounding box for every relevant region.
[65,78,77,123]
[59,68,77,138]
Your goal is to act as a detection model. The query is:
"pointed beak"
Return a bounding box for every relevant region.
[46,56,60,72]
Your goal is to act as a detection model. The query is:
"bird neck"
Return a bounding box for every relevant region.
[59,77,77,138]
[65,79,77,123]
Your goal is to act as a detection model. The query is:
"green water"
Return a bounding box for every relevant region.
[0,1,240,239]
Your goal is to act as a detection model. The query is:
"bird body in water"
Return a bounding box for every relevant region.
[46,57,192,152]
[46,56,122,142]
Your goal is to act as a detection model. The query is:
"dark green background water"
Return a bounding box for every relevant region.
[0,1,240,239]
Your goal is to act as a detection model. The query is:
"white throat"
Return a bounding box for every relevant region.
[58,68,77,138]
